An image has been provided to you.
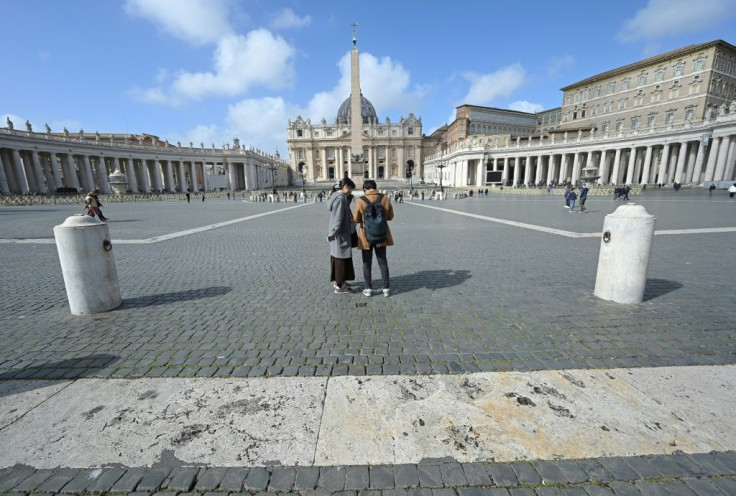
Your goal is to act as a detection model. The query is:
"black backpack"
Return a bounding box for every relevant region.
[360,194,388,244]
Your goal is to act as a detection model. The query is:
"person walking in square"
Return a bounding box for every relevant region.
[327,177,356,294]
[568,187,578,212]
[579,183,589,212]
[354,179,394,297]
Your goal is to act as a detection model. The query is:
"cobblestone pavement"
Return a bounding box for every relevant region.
[1,190,735,493]
[1,451,735,495]
[0,190,735,380]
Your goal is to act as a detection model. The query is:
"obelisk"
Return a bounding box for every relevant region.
[349,23,364,189]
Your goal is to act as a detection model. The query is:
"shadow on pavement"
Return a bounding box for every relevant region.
[391,269,471,294]
[121,286,231,309]
[643,278,683,301]
[0,354,119,396]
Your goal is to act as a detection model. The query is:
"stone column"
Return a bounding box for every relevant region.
[546,155,556,184]
[0,152,10,194]
[610,148,622,185]
[640,146,654,185]
[723,137,735,181]
[97,156,111,193]
[189,161,198,191]
[226,161,236,191]
[126,158,139,193]
[703,137,720,182]
[713,136,732,182]
[31,150,48,193]
[657,144,671,184]
[49,153,64,189]
[625,147,638,184]
[139,160,152,193]
[500,158,508,183]
[40,155,56,192]
[2,150,18,193]
[535,155,544,185]
[673,142,689,184]
[512,158,521,185]
[522,156,531,185]
[559,153,570,183]
[81,155,95,191]
[163,160,174,192]
[178,161,187,192]
[570,152,581,185]
[684,142,698,183]
[689,141,707,184]
[64,154,81,190]
[201,162,209,191]
[11,150,29,194]
[597,150,609,185]
[22,152,39,192]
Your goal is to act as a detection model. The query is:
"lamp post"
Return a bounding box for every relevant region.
[406,162,414,193]
[298,163,306,195]
[267,163,277,194]
[436,160,447,193]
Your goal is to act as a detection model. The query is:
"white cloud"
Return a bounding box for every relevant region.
[460,64,527,105]
[269,8,311,29]
[616,0,736,43]
[547,55,574,78]
[124,0,234,46]
[509,101,545,113]
[225,97,293,154]
[185,124,221,148]
[303,51,424,123]
[131,30,295,105]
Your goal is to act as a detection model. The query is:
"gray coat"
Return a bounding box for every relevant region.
[327,192,353,259]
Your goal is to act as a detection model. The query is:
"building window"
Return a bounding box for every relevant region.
[634,96,643,106]
[604,101,612,112]
[407,127,414,135]
[689,83,700,95]
[296,129,303,137]
[616,121,624,131]
[392,130,397,136]
[583,90,589,100]
[618,99,628,110]
[407,148,414,158]
[378,147,385,159]
[637,75,647,86]
[327,148,335,159]
[710,106,718,118]
[327,131,333,137]
[673,64,684,77]
[298,149,305,160]
[602,122,609,132]
[648,115,656,127]
[565,95,571,105]
[621,79,630,90]
[606,82,615,94]
[631,117,640,129]
[651,92,661,103]
[592,105,598,116]
[574,93,581,103]
[655,70,664,81]
[693,59,705,71]
[666,111,675,124]
[593,86,601,97]
[685,108,695,120]
[581,110,586,118]
[669,88,680,99]
[314,131,319,137]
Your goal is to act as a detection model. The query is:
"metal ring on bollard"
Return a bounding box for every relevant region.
[603,231,611,243]
[103,239,112,251]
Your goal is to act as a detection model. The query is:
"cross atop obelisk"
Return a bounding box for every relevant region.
[349,22,364,188]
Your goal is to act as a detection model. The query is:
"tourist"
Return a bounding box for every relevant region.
[729,183,736,198]
[622,185,631,200]
[327,177,356,295]
[709,183,716,196]
[227,192,230,200]
[564,185,571,208]
[185,191,190,203]
[84,192,107,222]
[579,183,589,212]
[568,187,578,212]
[354,179,394,297]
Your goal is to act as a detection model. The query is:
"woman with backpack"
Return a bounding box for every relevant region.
[354,179,394,297]
[327,178,356,294]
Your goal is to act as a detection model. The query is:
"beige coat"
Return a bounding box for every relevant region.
[353,189,394,249]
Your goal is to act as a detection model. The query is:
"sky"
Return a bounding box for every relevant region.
[3,0,736,156]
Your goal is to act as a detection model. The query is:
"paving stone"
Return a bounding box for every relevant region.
[394,465,420,488]
[318,466,346,491]
[577,459,614,483]
[295,467,320,490]
[220,468,249,491]
[595,458,639,481]
[583,486,615,496]
[440,463,468,486]
[621,457,662,480]
[110,469,146,492]
[418,465,443,488]
[531,461,567,485]
[269,467,295,491]
[554,460,589,484]
[136,469,170,492]
[195,467,228,490]
[244,467,270,491]
[13,471,54,492]
[484,489,511,496]
[509,462,541,486]
[461,463,491,486]
[607,481,644,496]
[638,480,699,495]
[61,470,106,493]
[35,470,78,493]
[559,488,589,496]
[87,468,126,492]
[507,489,535,496]
[167,467,200,492]
[369,466,394,490]
[534,488,564,496]
[345,467,370,491]
[710,477,736,494]
[486,464,519,487]
[0,469,36,492]
[683,478,730,496]
[457,487,485,496]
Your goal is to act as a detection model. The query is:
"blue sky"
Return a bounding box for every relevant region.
[3,0,736,155]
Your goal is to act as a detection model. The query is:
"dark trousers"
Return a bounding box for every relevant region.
[361,245,389,289]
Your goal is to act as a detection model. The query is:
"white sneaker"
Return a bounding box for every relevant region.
[383,288,391,297]
[362,288,373,297]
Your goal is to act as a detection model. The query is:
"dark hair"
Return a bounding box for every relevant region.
[339,177,356,190]
[363,179,377,190]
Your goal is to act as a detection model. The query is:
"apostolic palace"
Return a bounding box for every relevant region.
[1,39,735,195]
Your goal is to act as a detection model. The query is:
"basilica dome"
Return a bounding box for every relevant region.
[336,93,378,124]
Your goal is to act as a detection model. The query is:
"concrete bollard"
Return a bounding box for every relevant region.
[53,214,122,315]
[594,204,656,304]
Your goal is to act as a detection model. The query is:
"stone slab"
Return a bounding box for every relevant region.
[314,368,727,465]
[0,377,326,468]
[0,381,71,430]
[612,365,736,447]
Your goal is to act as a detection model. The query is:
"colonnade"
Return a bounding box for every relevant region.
[424,109,736,188]
[0,130,289,195]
